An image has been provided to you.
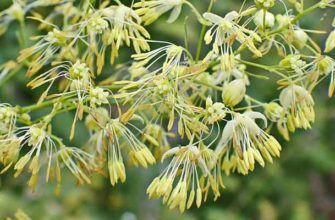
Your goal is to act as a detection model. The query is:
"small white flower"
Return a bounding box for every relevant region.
[204,11,262,59]
[216,111,281,175]
[253,10,275,28]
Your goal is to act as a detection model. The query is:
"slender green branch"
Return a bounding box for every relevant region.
[18,95,76,113]
[238,59,287,79]
[184,16,190,52]
[18,19,27,48]
[269,2,323,36]
[193,79,223,91]
[195,0,214,63]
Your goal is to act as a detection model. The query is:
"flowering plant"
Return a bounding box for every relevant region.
[0,0,334,213]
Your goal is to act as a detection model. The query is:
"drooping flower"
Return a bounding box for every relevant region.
[27,60,93,102]
[132,44,185,76]
[147,145,218,212]
[57,146,95,185]
[264,102,291,141]
[279,84,315,130]
[204,11,262,58]
[18,28,70,76]
[0,104,17,137]
[325,30,335,53]
[134,0,185,25]
[0,61,17,82]
[310,56,335,97]
[0,0,24,35]
[101,5,151,63]
[0,0,67,36]
[86,110,156,186]
[215,112,281,175]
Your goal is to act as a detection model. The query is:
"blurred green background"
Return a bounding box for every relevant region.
[0,0,335,219]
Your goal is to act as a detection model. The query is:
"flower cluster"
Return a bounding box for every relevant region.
[0,0,334,213]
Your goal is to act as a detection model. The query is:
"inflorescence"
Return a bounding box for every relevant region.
[0,0,334,213]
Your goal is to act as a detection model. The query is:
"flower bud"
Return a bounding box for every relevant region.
[45,29,67,46]
[316,56,334,75]
[253,10,275,28]
[276,14,293,28]
[89,87,109,107]
[222,79,246,107]
[292,29,309,49]
[88,16,108,34]
[264,102,284,122]
[255,0,275,8]
[325,30,335,53]
[69,61,90,80]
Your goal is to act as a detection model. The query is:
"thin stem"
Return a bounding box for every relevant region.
[195,0,214,63]
[193,79,223,91]
[18,19,27,48]
[184,1,210,26]
[18,95,75,113]
[238,59,287,79]
[245,95,265,106]
[269,2,322,36]
[184,16,190,52]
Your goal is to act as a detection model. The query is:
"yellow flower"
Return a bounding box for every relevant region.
[132,44,185,75]
[101,5,150,63]
[279,85,315,129]
[204,11,262,58]
[86,111,156,186]
[0,104,17,137]
[18,28,69,76]
[28,60,93,103]
[325,30,335,53]
[264,102,291,141]
[57,146,94,185]
[215,111,281,175]
[313,56,335,97]
[0,0,25,35]
[147,145,215,212]
[0,136,20,169]
[134,0,185,25]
